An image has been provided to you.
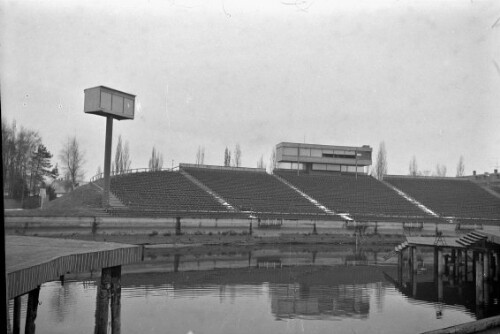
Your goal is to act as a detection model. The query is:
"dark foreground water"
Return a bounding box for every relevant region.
[8,245,500,334]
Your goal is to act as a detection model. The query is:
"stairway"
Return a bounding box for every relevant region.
[90,182,128,211]
[272,173,348,219]
[179,169,240,214]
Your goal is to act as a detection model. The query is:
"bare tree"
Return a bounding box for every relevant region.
[224,147,231,166]
[435,164,447,177]
[114,135,132,174]
[233,143,242,167]
[257,155,266,169]
[409,155,418,176]
[456,156,465,177]
[268,147,277,173]
[196,146,205,165]
[59,136,85,189]
[148,146,163,171]
[372,141,387,180]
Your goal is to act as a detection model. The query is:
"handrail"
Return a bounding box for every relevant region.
[89,166,179,183]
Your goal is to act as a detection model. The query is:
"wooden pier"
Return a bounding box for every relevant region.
[387,231,500,333]
[5,236,143,334]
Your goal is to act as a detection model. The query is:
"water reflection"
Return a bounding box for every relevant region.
[10,245,498,334]
[384,247,500,320]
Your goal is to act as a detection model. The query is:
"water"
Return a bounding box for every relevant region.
[8,245,500,334]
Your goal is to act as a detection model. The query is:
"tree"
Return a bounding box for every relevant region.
[456,156,465,177]
[372,141,387,180]
[28,144,54,195]
[195,146,205,165]
[1,118,41,201]
[224,147,231,167]
[268,147,277,173]
[148,146,163,171]
[257,155,266,169]
[435,164,447,177]
[233,143,242,167]
[408,155,418,176]
[59,136,86,189]
[113,135,132,174]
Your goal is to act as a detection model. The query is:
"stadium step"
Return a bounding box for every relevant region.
[90,182,128,210]
[272,173,340,217]
[179,169,240,214]
[381,180,440,218]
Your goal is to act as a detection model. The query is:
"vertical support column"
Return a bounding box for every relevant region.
[102,116,114,208]
[13,296,21,334]
[433,247,439,284]
[174,254,181,273]
[95,268,111,334]
[483,251,490,306]
[398,251,403,286]
[25,286,41,334]
[412,246,418,297]
[451,249,457,282]
[110,266,121,334]
[495,252,500,282]
[464,249,468,282]
[476,253,484,306]
[437,247,444,302]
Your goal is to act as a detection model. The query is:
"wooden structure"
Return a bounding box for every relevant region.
[6,236,142,334]
[388,231,500,323]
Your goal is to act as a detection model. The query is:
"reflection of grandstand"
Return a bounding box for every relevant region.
[82,141,500,224]
[270,284,370,320]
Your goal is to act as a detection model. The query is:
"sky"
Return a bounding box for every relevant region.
[1,0,500,179]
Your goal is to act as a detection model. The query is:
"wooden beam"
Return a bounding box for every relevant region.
[25,286,40,334]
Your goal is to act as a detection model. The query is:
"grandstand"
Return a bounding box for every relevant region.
[79,141,500,225]
[385,176,500,223]
[181,164,335,220]
[106,170,247,218]
[275,170,434,222]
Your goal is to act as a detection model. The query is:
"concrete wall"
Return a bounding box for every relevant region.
[5,216,500,237]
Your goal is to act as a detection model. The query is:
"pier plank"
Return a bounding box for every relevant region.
[6,236,142,299]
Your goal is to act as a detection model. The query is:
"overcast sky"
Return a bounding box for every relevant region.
[1,0,500,179]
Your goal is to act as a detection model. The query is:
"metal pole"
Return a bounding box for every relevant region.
[102,116,114,207]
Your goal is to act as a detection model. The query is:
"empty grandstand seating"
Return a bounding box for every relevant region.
[385,176,500,221]
[275,170,432,221]
[108,171,245,218]
[182,166,331,219]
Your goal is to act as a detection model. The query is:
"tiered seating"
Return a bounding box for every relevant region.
[385,176,500,221]
[182,167,329,219]
[275,170,431,221]
[109,171,242,218]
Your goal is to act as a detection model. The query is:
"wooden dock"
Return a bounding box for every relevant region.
[6,235,143,334]
[6,235,142,299]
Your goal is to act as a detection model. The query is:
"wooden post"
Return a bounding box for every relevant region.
[434,247,439,283]
[409,247,415,295]
[25,286,41,334]
[484,251,490,280]
[13,296,21,334]
[457,249,462,284]
[110,266,121,334]
[437,247,444,302]
[484,251,490,307]
[464,249,468,282]
[476,253,484,305]
[95,268,111,334]
[174,254,180,273]
[102,116,113,207]
[175,217,181,236]
[495,252,500,282]
[398,251,403,285]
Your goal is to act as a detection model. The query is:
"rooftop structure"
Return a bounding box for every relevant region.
[275,142,372,174]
